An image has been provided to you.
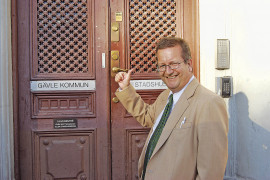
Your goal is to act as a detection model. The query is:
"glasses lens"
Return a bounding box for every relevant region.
[158,66,165,72]
[158,62,182,71]
[171,63,179,69]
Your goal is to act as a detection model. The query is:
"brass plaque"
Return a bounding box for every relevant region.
[115,12,123,22]
[111,22,120,42]
[111,50,120,76]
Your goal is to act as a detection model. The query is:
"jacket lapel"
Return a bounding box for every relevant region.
[155,90,170,120]
[150,78,199,159]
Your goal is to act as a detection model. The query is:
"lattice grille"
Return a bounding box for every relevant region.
[37,0,89,73]
[130,0,177,73]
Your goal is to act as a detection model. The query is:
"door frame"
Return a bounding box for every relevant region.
[11,0,19,178]
[180,0,200,79]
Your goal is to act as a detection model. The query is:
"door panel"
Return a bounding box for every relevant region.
[32,0,95,80]
[33,130,95,180]
[110,0,199,179]
[17,0,110,179]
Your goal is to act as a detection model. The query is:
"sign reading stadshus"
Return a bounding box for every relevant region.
[130,80,167,90]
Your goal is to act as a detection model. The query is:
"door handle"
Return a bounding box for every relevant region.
[112,97,119,103]
[112,67,128,73]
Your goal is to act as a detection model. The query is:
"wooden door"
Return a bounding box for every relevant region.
[16,0,110,179]
[110,0,199,179]
[15,0,198,179]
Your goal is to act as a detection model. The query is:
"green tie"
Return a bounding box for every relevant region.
[142,94,174,180]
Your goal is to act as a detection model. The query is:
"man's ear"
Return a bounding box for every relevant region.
[187,59,193,72]
[187,59,193,65]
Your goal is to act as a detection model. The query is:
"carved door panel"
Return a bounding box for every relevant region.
[17,0,110,179]
[110,0,199,179]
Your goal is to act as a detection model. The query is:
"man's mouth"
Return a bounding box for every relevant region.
[166,75,177,79]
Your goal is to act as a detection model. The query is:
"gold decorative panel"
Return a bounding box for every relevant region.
[129,0,177,73]
[34,0,93,77]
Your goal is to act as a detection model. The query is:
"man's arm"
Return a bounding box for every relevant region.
[196,95,228,180]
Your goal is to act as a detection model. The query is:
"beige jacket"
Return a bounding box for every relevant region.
[115,78,228,180]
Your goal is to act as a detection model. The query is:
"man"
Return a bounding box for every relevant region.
[115,37,228,180]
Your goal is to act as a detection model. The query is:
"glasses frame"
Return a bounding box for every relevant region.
[157,61,185,72]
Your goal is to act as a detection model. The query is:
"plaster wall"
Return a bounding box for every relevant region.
[200,0,270,179]
[0,0,14,179]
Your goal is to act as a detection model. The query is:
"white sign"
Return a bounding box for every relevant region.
[31,80,96,91]
[130,80,167,90]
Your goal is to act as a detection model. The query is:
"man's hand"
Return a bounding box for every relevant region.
[115,69,134,90]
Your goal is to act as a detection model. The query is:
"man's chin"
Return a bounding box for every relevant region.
[165,84,177,91]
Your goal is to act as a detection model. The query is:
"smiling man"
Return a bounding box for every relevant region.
[115,37,228,180]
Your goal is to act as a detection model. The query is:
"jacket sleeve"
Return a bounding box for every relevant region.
[115,85,160,128]
[196,95,229,180]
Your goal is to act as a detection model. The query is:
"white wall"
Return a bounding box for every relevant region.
[0,0,14,179]
[200,0,270,179]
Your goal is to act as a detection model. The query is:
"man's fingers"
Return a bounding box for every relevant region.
[127,69,135,78]
[129,68,135,74]
[115,69,134,83]
[115,72,124,82]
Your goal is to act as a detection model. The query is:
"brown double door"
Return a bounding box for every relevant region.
[15,0,198,179]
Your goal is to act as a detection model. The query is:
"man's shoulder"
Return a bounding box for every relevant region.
[159,89,170,96]
[195,84,224,102]
[157,89,171,100]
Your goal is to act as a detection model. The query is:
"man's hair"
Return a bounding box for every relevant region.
[156,37,191,62]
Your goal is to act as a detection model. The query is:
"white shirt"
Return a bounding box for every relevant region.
[149,75,194,138]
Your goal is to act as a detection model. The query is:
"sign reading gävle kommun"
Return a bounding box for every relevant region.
[54,119,78,129]
[30,80,96,91]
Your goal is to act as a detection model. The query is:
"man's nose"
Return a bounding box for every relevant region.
[165,65,174,73]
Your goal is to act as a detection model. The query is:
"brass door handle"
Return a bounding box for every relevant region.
[112,26,119,31]
[112,67,128,73]
[112,97,119,103]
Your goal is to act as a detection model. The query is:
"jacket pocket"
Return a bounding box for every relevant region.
[174,122,192,130]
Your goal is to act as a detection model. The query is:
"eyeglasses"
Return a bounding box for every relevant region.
[157,62,185,72]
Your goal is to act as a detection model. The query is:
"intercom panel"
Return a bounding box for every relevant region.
[216,76,233,98]
[216,39,230,69]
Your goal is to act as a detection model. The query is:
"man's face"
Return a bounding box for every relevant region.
[157,45,193,93]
